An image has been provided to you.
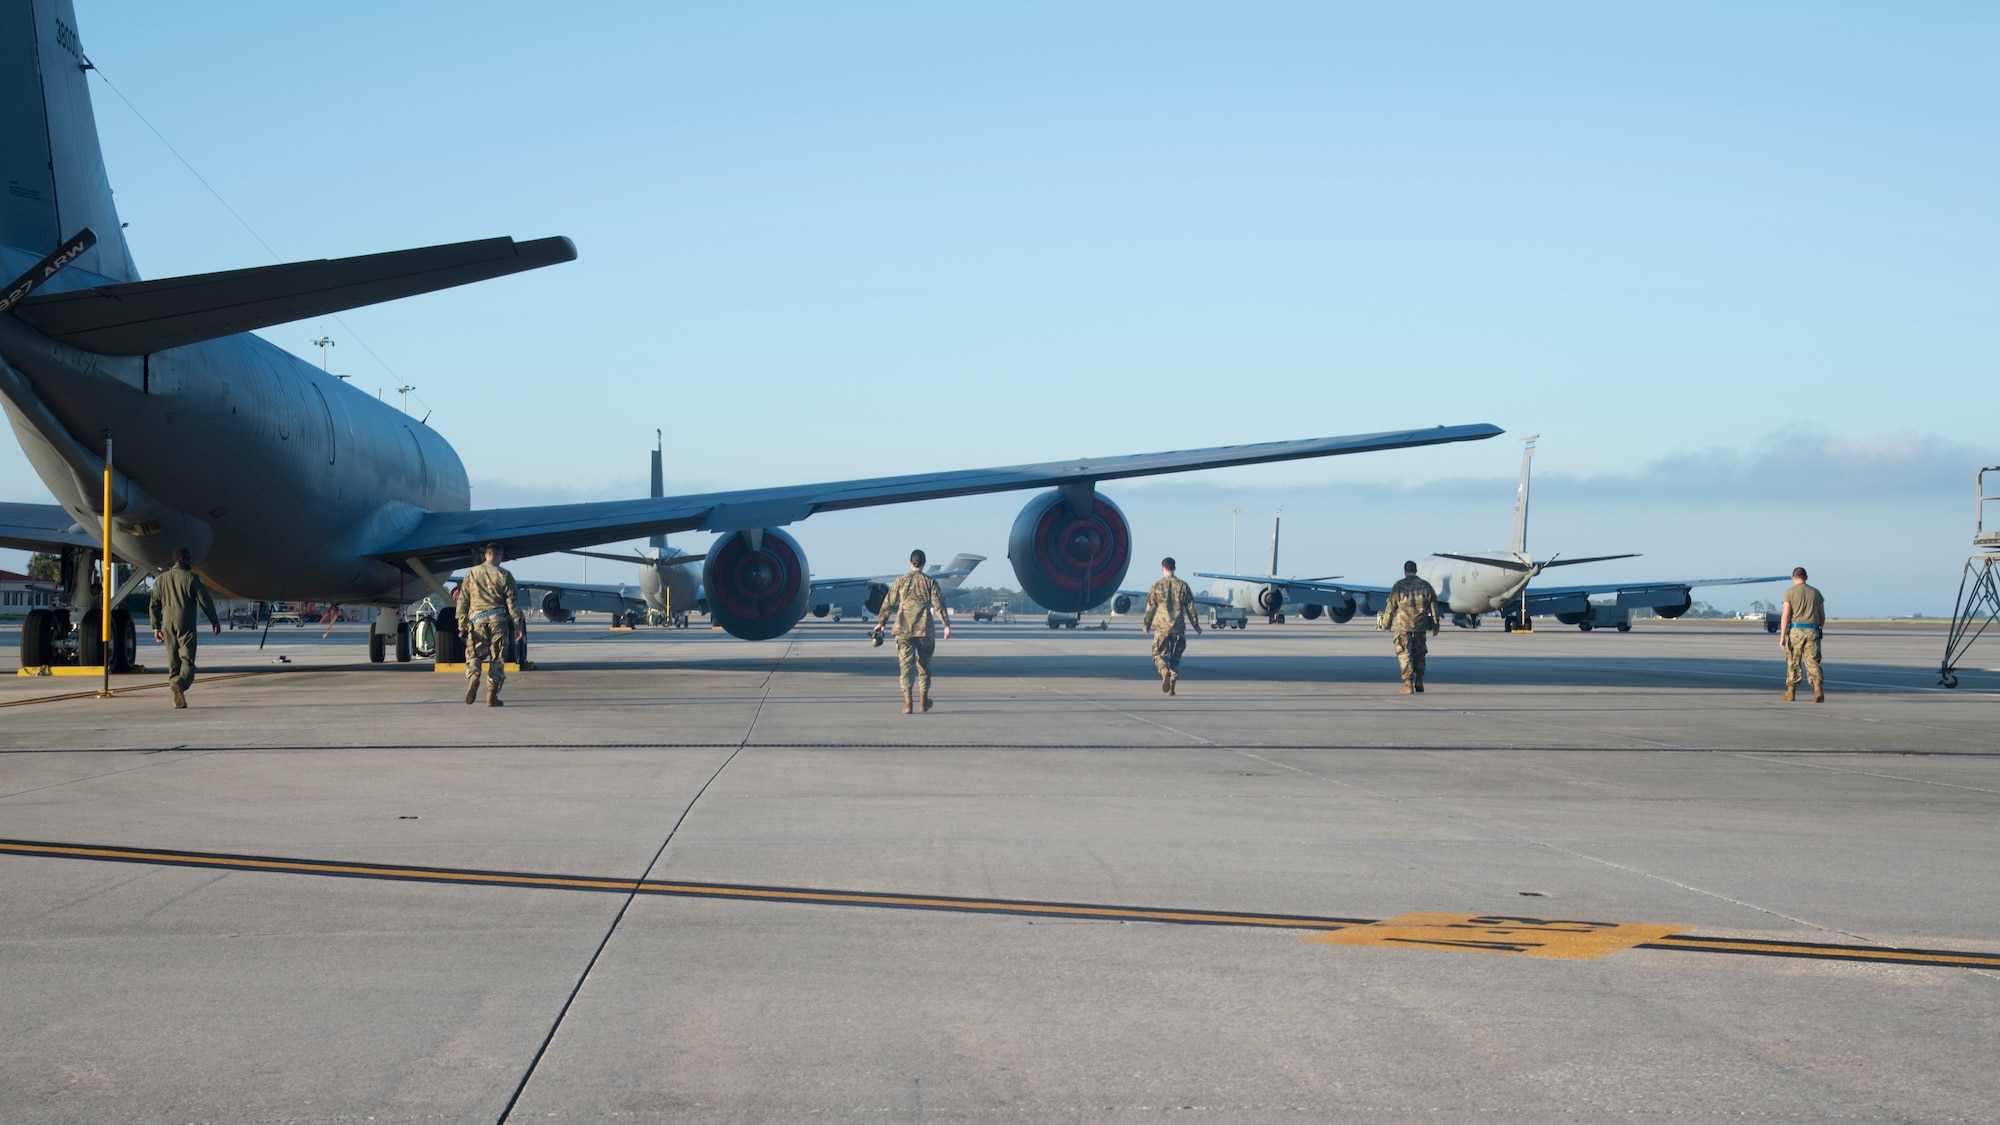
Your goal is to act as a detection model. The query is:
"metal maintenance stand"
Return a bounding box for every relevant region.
[1939,466,2000,688]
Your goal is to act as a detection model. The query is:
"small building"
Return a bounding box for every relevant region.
[0,569,60,618]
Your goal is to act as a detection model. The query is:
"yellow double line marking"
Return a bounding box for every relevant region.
[4,838,1997,971]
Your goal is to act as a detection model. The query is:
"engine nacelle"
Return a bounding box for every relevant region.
[1007,490,1133,613]
[1655,592,1694,619]
[810,604,830,618]
[540,591,574,623]
[863,582,889,616]
[702,528,811,640]
[1255,586,1285,616]
[1111,592,1139,615]
[1300,603,1323,620]
[1327,597,1357,624]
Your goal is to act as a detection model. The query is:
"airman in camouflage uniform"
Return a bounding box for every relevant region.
[1778,566,1826,702]
[456,542,523,707]
[1383,559,1440,694]
[1142,556,1202,695]
[874,549,950,713]
[148,547,220,709]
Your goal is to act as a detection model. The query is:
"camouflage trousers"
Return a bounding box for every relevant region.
[1786,628,1823,689]
[161,626,199,692]
[897,635,936,698]
[466,617,511,693]
[1394,630,1429,684]
[1152,628,1187,675]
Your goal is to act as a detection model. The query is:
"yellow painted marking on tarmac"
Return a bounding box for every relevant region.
[9,839,1999,971]
[16,665,149,677]
[1301,912,1689,959]
[0,672,268,708]
[432,663,525,673]
[1645,937,2000,969]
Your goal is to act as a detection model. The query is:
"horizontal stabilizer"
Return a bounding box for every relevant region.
[1537,553,1640,569]
[1434,552,1532,572]
[11,235,576,356]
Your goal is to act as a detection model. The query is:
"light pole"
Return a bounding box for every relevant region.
[309,335,334,373]
[397,384,416,414]
[1229,508,1241,573]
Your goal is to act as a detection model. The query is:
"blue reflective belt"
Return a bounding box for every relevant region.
[467,607,507,624]
[1789,622,1820,629]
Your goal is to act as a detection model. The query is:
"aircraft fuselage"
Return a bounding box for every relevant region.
[0,288,468,604]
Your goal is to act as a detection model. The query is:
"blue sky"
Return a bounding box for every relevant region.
[4,2,1995,613]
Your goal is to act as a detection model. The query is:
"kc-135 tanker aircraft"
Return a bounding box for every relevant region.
[0,0,1499,669]
[1196,438,1787,631]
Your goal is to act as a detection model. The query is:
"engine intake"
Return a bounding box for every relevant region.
[703,528,810,640]
[540,591,574,623]
[1007,490,1133,613]
[1655,591,1694,619]
[1255,586,1285,616]
[1327,597,1357,624]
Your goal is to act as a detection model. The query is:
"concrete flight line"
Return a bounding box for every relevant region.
[3,838,1996,972]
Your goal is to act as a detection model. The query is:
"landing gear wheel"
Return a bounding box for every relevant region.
[110,609,136,673]
[369,631,387,663]
[20,608,55,667]
[1615,622,1631,633]
[78,608,105,667]
[396,621,412,662]
[1578,621,1593,632]
[1941,670,1959,689]
[434,608,464,663]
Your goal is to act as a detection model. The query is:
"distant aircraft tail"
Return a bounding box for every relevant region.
[1508,436,1537,557]
[648,432,666,550]
[1268,508,1283,577]
[930,553,985,588]
[0,0,138,282]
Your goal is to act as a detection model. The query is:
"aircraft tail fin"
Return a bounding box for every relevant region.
[1508,436,1537,557]
[1,0,138,282]
[10,235,576,355]
[932,553,985,588]
[648,432,666,550]
[1268,508,1283,577]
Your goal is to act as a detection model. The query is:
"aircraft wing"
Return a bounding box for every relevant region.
[1110,588,1233,612]
[369,424,1503,571]
[0,501,97,552]
[1523,575,1791,616]
[1193,571,1394,602]
[512,578,649,617]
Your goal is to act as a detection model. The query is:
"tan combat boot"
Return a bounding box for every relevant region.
[1813,684,1825,703]
[170,683,186,709]
[465,679,479,705]
[1400,676,1414,695]
[486,689,503,708]
[901,691,913,715]
[1782,685,1795,702]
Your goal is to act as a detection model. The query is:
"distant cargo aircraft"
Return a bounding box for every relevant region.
[0,0,1499,670]
[1197,438,1788,631]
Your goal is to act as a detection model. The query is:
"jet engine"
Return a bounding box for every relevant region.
[702,528,811,640]
[1326,597,1357,624]
[1111,592,1139,615]
[540,591,575,623]
[1655,591,1694,619]
[1007,490,1133,613]
[1255,586,1285,617]
[1299,603,1323,621]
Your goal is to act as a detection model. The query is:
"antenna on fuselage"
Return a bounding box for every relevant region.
[1508,436,1538,559]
